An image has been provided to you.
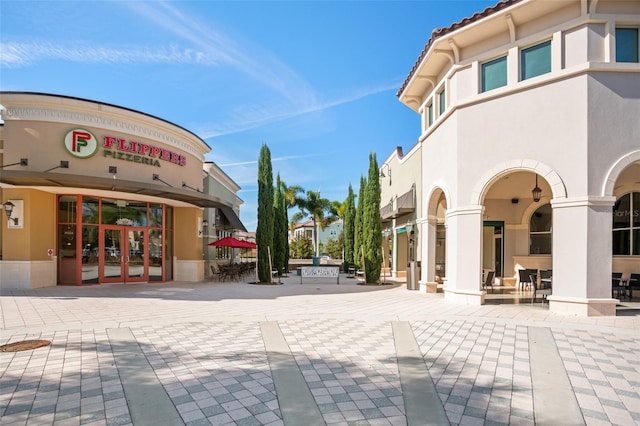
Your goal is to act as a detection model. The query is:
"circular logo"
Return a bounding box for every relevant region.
[64,129,98,158]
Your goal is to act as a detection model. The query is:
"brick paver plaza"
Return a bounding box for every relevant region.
[1,275,639,425]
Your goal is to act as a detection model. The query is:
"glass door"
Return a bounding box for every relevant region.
[103,227,123,282]
[101,226,148,283]
[126,228,147,282]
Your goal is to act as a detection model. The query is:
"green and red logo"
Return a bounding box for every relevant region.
[64,129,98,158]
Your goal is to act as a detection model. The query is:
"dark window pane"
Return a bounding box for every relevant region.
[58,196,77,223]
[165,230,173,280]
[82,197,99,224]
[616,28,639,63]
[634,192,640,228]
[613,229,630,255]
[482,56,507,92]
[530,204,552,232]
[59,224,77,259]
[530,234,552,255]
[521,40,551,80]
[166,207,173,229]
[633,229,640,256]
[613,193,631,229]
[439,89,446,114]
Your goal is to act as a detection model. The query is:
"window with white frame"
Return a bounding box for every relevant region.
[481,55,508,92]
[529,203,552,255]
[520,40,551,81]
[427,102,434,127]
[616,27,639,63]
[613,192,640,256]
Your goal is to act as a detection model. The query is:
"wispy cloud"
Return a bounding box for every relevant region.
[199,80,401,139]
[0,42,215,68]
[219,153,328,168]
[123,1,318,107]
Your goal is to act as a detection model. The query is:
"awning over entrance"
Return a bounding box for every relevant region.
[218,206,247,232]
[380,187,415,220]
[2,170,249,232]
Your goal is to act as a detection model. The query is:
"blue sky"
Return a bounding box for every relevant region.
[1,0,497,231]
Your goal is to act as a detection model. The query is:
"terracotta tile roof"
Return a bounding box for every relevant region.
[397,0,523,98]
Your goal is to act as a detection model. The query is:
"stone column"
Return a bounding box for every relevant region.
[547,196,618,316]
[444,206,484,305]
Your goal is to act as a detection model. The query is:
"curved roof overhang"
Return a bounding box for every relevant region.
[0,170,230,208]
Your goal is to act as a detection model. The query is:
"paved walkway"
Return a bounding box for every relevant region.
[1,276,639,425]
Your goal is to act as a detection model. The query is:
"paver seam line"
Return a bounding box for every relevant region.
[529,326,586,426]
[106,327,183,426]
[392,321,450,426]
[2,312,638,337]
[260,321,325,426]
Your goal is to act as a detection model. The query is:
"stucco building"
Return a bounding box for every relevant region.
[387,0,640,315]
[0,92,245,289]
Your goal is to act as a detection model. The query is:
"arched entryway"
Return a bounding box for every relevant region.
[424,188,448,292]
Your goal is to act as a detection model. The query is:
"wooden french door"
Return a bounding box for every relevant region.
[101,226,148,283]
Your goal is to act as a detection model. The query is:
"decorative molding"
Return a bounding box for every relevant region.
[2,106,205,160]
[448,39,460,63]
[505,14,516,43]
[551,196,616,209]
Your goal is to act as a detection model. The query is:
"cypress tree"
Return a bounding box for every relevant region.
[256,144,274,283]
[273,173,287,277]
[363,152,382,282]
[343,184,356,267]
[354,175,366,270]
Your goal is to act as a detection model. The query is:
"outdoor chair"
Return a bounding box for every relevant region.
[530,273,551,303]
[612,272,626,299]
[483,270,495,294]
[518,269,535,291]
[629,273,640,298]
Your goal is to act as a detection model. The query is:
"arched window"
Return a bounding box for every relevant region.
[529,204,552,255]
[613,192,640,256]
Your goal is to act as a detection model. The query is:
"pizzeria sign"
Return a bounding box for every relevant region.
[64,129,186,167]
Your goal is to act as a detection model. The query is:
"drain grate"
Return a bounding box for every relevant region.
[0,340,51,352]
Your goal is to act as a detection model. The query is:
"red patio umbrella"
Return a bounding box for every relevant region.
[208,236,256,249]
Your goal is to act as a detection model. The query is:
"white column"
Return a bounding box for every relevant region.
[420,217,438,292]
[444,206,484,305]
[547,196,618,316]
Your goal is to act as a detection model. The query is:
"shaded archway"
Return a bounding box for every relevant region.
[479,169,554,303]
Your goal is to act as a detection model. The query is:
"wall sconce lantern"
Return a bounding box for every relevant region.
[4,201,17,225]
[3,200,22,228]
[202,219,209,230]
[380,164,392,186]
[532,174,542,203]
[109,166,117,179]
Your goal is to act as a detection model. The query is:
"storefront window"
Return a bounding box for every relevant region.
[149,204,163,228]
[149,229,163,281]
[58,195,77,223]
[529,203,552,254]
[82,225,99,284]
[101,198,147,226]
[613,192,640,255]
[82,197,100,224]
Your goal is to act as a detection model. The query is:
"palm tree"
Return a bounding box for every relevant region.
[295,190,338,257]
